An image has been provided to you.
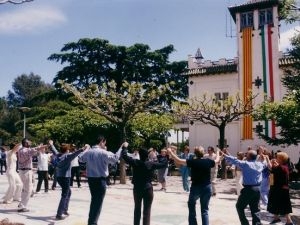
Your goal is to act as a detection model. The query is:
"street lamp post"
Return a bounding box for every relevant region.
[18,107,31,138]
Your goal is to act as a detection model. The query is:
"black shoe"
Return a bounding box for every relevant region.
[56,215,65,220]
[270,218,281,224]
[18,208,30,212]
[63,212,70,216]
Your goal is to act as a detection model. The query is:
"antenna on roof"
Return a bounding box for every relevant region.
[226,0,236,38]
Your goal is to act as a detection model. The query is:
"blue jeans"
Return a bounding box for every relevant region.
[180,166,190,192]
[56,177,71,216]
[87,177,107,225]
[188,183,212,225]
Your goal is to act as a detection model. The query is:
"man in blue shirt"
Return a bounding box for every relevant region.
[223,149,267,225]
[79,135,127,225]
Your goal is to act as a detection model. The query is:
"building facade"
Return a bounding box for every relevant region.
[186,0,299,162]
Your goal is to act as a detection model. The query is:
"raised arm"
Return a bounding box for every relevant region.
[167,147,186,166]
[264,154,272,169]
[49,140,59,155]
[11,144,22,153]
[215,148,221,164]
[121,148,136,166]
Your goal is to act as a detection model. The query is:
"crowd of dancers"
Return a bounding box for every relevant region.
[0,135,299,225]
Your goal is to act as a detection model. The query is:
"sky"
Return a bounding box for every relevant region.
[0,0,299,97]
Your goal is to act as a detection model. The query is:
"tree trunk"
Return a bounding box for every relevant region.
[119,125,127,184]
[218,124,227,179]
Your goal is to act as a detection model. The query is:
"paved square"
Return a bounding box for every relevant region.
[0,175,299,225]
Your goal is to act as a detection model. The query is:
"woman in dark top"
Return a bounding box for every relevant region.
[266,151,294,225]
[122,147,168,225]
[167,146,220,225]
[156,148,169,191]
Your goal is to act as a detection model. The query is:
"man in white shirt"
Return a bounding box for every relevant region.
[35,146,50,193]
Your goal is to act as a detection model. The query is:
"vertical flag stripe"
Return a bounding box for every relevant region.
[261,24,275,138]
[267,25,276,138]
[242,27,253,139]
[261,25,269,136]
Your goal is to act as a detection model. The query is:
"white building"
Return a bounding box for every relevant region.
[186,0,299,162]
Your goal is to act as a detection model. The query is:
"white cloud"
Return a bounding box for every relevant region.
[279,26,300,52]
[0,6,67,34]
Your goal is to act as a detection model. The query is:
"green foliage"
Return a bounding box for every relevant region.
[254,33,300,145]
[7,73,53,107]
[254,94,300,145]
[30,107,110,144]
[278,0,300,23]
[60,80,170,140]
[129,112,174,148]
[49,38,187,109]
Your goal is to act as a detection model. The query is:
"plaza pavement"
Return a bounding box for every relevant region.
[0,174,299,225]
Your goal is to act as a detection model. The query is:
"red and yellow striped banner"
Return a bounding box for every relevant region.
[242,27,253,139]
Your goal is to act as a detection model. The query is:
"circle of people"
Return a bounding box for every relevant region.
[1,135,298,225]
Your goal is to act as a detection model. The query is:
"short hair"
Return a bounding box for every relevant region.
[60,143,70,154]
[183,146,189,152]
[139,148,149,161]
[194,146,205,158]
[247,150,257,160]
[160,148,167,153]
[237,152,244,160]
[93,135,106,145]
[207,146,215,152]
[276,152,289,164]
[21,138,28,147]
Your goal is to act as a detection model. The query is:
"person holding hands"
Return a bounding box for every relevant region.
[17,138,47,212]
[167,146,220,225]
[122,146,168,225]
[79,135,127,225]
[222,148,266,225]
[2,143,23,204]
[49,140,89,220]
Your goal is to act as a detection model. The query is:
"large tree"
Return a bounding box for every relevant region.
[48,38,187,108]
[7,73,53,107]
[173,92,257,149]
[50,39,187,184]
[60,80,170,183]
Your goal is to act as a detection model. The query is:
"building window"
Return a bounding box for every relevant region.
[259,8,273,27]
[214,92,229,108]
[240,12,253,29]
[214,92,229,101]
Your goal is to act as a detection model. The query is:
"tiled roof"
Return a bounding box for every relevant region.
[186,64,238,77]
[228,0,279,21]
[279,56,297,67]
[186,55,295,77]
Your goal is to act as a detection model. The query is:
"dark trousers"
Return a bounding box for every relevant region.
[0,160,6,174]
[188,184,212,225]
[87,177,107,225]
[133,187,154,225]
[36,170,49,192]
[236,186,261,225]
[56,177,71,216]
[70,166,81,187]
